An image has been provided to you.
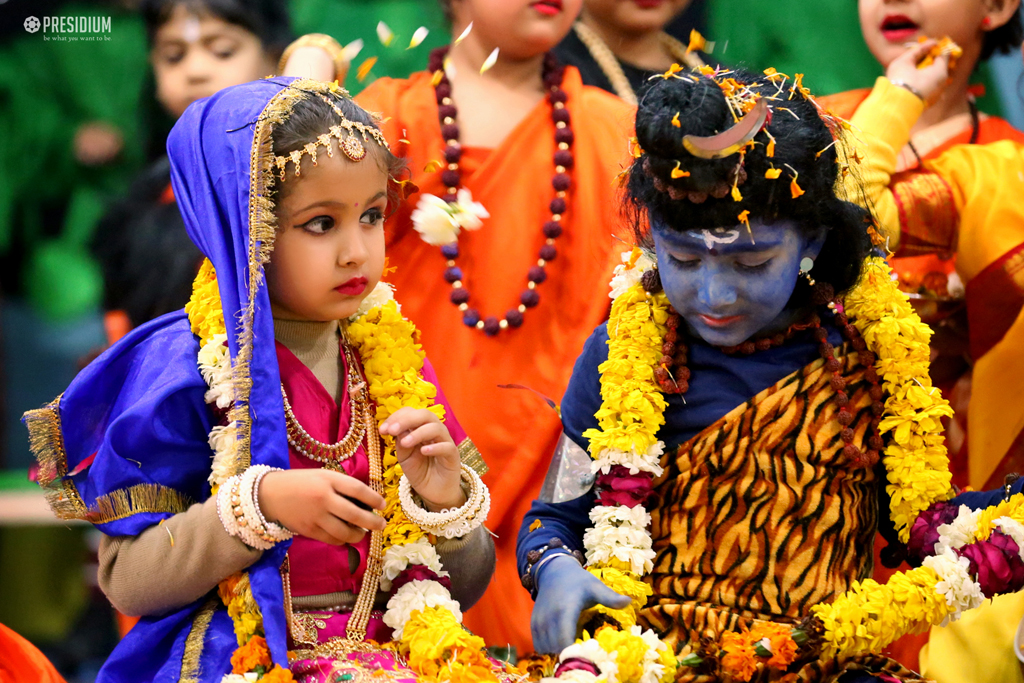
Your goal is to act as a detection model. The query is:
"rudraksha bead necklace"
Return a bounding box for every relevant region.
[428,46,573,336]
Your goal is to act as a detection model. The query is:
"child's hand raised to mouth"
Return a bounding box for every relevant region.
[885,38,953,103]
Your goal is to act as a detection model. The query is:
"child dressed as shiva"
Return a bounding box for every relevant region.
[846,37,1024,683]
[25,78,514,683]
[517,66,1024,683]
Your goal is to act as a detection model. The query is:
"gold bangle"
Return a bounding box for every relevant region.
[278,33,349,83]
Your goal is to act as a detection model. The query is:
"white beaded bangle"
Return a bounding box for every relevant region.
[398,463,490,539]
[215,466,292,550]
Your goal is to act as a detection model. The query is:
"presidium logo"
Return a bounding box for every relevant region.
[24,15,113,41]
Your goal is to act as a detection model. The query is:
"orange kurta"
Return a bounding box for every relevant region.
[357,67,634,653]
[0,624,66,683]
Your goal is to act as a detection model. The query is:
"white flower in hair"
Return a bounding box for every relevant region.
[609,247,657,299]
[411,190,488,246]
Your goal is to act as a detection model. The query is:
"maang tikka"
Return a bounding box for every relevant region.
[272,91,391,181]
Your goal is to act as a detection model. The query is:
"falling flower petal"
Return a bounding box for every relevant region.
[790,178,804,198]
[731,184,743,202]
[765,132,776,157]
[670,162,690,178]
[430,69,444,86]
[356,56,377,82]
[480,47,499,74]
[671,112,681,128]
[529,519,542,532]
[376,21,394,47]
[382,257,397,277]
[738,210,751,231]
[687,29,706,54]
[341,39,363,63]
[408,26,429,49]
[455,22,473,45]
[765,168,782,179]
[444,56,457,81]
[424,160,445,173]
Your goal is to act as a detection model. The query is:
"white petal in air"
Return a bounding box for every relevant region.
[408,26,429,49]
[342,38,363,62]
[443,56,457,81]
[376,21,394,47]
[480,47,499,74]
[454,22,473,45]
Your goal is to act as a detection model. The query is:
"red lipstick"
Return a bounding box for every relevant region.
[531,0,562,17]
[880,14,920,43]
[632,0,666,9]
[699,314,743,328]
[336,276,368,296]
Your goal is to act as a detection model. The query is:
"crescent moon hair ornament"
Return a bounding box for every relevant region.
[682,98,770,160]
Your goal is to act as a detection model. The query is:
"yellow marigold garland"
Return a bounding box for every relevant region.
[185,259,226,346]
[189,264,496,682]
[582,285,671,458]
[843,256,955,542]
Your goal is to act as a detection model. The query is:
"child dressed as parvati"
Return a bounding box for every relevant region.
[26,78,516,683]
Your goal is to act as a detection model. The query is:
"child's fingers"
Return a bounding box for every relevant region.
[324,470,386,510]
[326,493,386,531]
[379,407,437,436]
[315,515,367,546]
[397,422,449,451]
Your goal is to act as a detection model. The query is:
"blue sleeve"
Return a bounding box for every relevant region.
[516,492,596,593]
[949,476,1024,510]
[560,323,608,450]
[515,325,608,593]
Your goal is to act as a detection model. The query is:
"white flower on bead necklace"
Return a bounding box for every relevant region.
[411,189,489,246]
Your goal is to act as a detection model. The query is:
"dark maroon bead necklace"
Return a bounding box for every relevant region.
[428,46,574,336]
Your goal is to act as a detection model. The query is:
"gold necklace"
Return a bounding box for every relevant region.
[572,21,705,106]
[282,341,370,469]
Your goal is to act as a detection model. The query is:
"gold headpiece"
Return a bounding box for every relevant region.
[273,90,391,181]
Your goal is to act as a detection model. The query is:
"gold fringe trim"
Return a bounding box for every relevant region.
[179,596,218,683]
[24,395,87,519]
[458,438,489,476]
[82,483,193,525]
[227,78,352,479]
[24,392,194,523]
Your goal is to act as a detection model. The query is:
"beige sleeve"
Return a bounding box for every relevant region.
[845,77,926,248]
[435,524,495,610]
[98,496,262,616]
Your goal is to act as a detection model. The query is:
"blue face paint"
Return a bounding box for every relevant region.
[652,219,824,347]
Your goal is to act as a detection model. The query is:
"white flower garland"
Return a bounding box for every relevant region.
[608,248,657,300]
[380,537,447,592]
[922,549,985,623]
[935,505,983,554]
[583,506,657,576]
[590,443,665,478]
[382,579,463,639]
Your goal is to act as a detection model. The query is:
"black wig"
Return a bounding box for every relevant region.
[626,68,874,308]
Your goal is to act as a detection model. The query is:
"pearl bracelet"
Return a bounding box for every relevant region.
[216,465,293,549]
[398,463,490,539]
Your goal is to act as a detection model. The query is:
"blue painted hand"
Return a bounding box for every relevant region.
[652,218,826,347]
[530,555,631,654]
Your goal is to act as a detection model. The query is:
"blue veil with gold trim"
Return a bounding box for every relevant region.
[23,77,335,681]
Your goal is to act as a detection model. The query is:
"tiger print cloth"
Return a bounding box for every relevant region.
[639,347,926,682]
